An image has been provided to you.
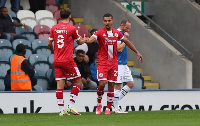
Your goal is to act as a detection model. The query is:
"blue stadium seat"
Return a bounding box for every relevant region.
[33,85,43,91]
[35,46,52,58]
[25,47,33,59]
[0,39,12,47]
[15,26,33,35]
[0,70,6,91]
[46,69,53,82]
[0,62,10,74]
[36,77,49,90]
[21,32,38,42]
[48,54,54,64]
[129,68,144,90]
[29,54,47,65]
[33,61,52,75]
[8,9,16,17]
[12,39,31,50]
[0,47,14,63]
[35,69,46,77]
[31,39,48,51]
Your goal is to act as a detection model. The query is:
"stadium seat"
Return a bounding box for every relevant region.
[8,9,16,17]
[25,47,33,59]
[46,69,53,82]
[74,24,89,37]
[0,47,14,63]
[33,85,43,92]
[38,33,50,42]
[35,10,54,21]
[31,39,48,51]
[12,39,31,50]
[129,68,144,90]
[33,61,52,76]
[36,77,49,90]
[20,17,38,29]
[0,70,6,77]
[21,32,38,42]
[48,54,54,64]
[0,62,10,74]
[0,70,6,91]
[29,54,47,65]
[35,69,46,77]
[15,26,33,35]
[17,10,35,20]
[33,25,50,35]
[35,46,52,58]
[38,17,57,29]
[46,4,59,14]
[0,39,12,47]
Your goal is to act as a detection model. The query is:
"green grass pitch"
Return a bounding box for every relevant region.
[1,110,200,126]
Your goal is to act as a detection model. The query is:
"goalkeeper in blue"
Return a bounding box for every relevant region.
[113,19,143,113]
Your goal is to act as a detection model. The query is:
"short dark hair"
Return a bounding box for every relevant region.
[0,6,6,12]
[76,49,85,55]
[103,13,113,19]
[121,19,130,25]
[16,44,27,53]
[60,8,71,19]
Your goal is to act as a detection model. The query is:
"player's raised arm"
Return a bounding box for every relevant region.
[121,37,143,63]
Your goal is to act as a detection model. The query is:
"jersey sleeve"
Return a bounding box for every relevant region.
[72,27,80,41]
[92,30,99,40]
[49,27,54,40]
[118,31,124,41]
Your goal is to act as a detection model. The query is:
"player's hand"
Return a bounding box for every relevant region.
[136,52,143,63]
[124,32,129,38]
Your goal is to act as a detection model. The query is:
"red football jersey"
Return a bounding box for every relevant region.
[49,22,80,62]
[93,27,124,65]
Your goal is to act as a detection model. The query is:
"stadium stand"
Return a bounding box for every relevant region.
[48,54,54,65]
[17,10,35,20]
[20,17,38,29]
[12,39,31,50]
[33,25,50,35]
[8,9,16,17]
[38,33,50,42]
[74,24,89,37]
[24,47,33,59]
[33,85,43,91]
[38,17,57,29]
[35,46,52,58]
[29,54,47,65]
[31,39,48,51]
[0,70,5,91]
[0,62,10,75]
[35,10,54,21]
[35,69,46,77]
[46,4,60,14]
[36,77,49,90]
[15,26,33,35]
[21,32,38,42]
[0,39,12,47]
[0,47,14,63]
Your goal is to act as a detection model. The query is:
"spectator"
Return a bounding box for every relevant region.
[0,6,29,42]
[89,52,99,85]
[74,49,97,90]
[29,0,46,13]
[75,29,98,65]
[4,43,37,91]
[0,0,20,13]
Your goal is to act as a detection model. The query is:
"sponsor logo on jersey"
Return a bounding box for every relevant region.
[99,73,103,77]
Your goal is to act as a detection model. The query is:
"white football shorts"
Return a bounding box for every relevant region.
[116,65,134,83]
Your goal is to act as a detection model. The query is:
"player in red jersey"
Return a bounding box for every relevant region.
[86,13,143,115]
[48,8,87,116]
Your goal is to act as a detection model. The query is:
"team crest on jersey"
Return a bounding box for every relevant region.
[99,73,103,77]
[115,33,118,37]
[103,33,106,37]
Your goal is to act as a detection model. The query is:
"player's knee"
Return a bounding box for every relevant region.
[127,81,134,89]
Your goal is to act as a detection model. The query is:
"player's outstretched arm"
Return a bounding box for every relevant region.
[85,36,97,44]
[117,42,126,52]
[122,37,143,63]
[48,39,54,52]
[77,34,88,45]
